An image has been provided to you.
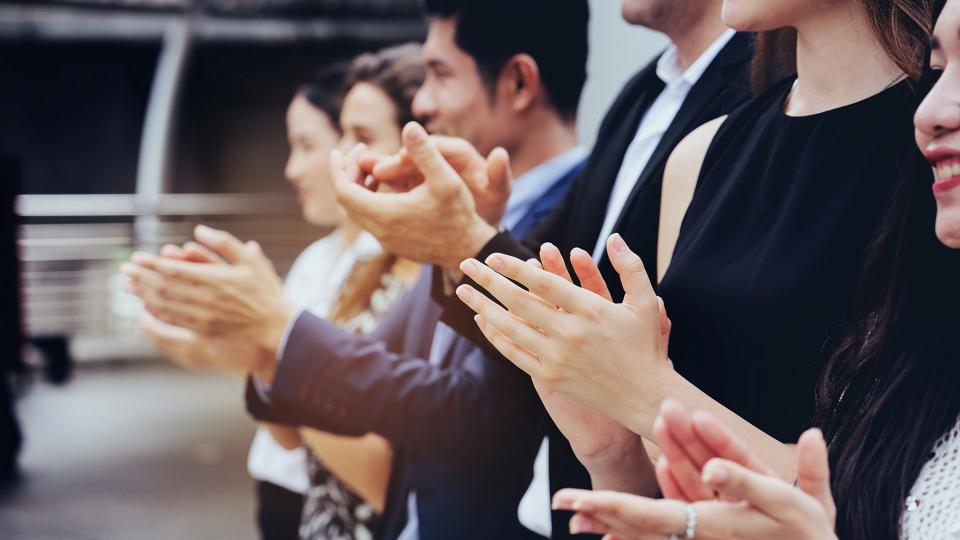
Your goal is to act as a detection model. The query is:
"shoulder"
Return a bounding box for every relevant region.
[286,232,343,281]
[664,116,728,186]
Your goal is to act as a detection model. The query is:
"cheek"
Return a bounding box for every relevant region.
[915,127,932,154]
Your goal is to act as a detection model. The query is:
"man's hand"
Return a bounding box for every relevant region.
[122,225,297,369]
[358,134,512,227]
[331,122,503,271]
[139,311,265,378]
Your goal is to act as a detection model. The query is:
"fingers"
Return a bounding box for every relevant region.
[605,233,656,311]
[539,243,573,283]
[660,400,716,468]
[193,225,248,265]
[653,415,715,501]
[472,313,542,377]
[553,490,689,536]
[795,429,834,514]
[459,257,569,330]
[454,283,552,371]
[569,247,613,301]
[462,252,600,316]
[182,241,226,264]
[127,252,222,285]
[331,146,410,226]
[701,457,796,516]
[401,122,461,197]
[485,146,512,199]
[690,410,772,475]
[656,454,688,501]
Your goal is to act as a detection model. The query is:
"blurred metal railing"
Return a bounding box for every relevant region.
[19,193,324,362]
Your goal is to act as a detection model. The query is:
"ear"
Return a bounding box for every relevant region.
[497,53,542,114]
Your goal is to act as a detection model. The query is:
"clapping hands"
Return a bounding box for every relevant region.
[553,402,838,540]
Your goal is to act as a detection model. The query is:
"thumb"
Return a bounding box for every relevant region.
[795,429,835,517]
[605,233,656,311]
[401,122,460,196]
[194,225,248,265]
[657,297,671,354]
[486,147,513,198]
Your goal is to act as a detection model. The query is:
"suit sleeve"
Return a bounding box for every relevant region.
[246,310,545,465]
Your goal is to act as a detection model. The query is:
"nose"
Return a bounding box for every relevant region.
[412,85,437,122]
[915,76,960,140]
[285,152,300,183]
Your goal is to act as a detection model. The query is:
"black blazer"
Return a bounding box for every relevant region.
[433,32,754,539]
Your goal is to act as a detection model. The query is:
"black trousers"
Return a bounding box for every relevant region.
[0,373,21,480]
[256,480,305,540]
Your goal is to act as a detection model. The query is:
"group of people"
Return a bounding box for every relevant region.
[120,0,960,538]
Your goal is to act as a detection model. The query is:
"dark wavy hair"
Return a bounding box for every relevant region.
[814,37,960,540]
[295,64,345,131]
[343,43,426,128]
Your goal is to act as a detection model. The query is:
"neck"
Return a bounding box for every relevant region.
[506,112,578,179]
[789,4,902,115]
[665,5,729,70]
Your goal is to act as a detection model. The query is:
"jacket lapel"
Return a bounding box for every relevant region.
[567,62,665,253]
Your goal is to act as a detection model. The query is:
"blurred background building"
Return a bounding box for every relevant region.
[0,1,665,537]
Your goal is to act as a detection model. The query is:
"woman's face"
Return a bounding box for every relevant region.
[915,0,960,248]
[338,82,404,157]
[285,94,343,227]
[721,0,834,31]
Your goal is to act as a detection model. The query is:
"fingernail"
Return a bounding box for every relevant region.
[611,233,627,253]
[131,252,151,264]
[195,225,213,240]
[460,259,479,275]
[704,463,729,486]
[474,314,485,329]
[486,254,505,271]
[405,122,426,142]
[456,285,474,302]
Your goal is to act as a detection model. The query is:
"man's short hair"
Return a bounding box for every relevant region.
[422,0,589,121]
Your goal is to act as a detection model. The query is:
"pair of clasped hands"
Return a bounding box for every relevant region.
[124,122,838,539]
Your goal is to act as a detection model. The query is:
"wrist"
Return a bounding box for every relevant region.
[259,298,297,355]
[444,216,496,273]
[582,437,657,495]
[616,363,680,439]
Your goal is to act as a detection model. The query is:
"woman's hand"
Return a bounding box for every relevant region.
[653,400,776,502]
[530,243,656,494]
[456,233,670,432]
[553,428,838,540]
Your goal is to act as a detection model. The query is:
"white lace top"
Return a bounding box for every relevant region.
[902,417,960,539]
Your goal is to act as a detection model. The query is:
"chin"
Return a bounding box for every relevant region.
[934,197,960,248]
[721,0,775,31]
[935,217,960,249]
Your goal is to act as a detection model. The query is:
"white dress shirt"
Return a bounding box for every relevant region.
[518,29,738,538]
[247,230,382,494]
[591,28,736,260]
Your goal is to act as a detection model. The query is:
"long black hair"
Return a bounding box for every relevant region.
[815,65,960,539]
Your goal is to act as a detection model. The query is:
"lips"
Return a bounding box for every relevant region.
[925,148,960,194]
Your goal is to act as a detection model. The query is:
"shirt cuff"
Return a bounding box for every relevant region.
[254,308,305,400]
[277,308,305,363]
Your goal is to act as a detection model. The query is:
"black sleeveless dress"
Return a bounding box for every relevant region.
[657,77,927,442]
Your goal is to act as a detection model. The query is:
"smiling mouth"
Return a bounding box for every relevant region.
[931,156,960,193]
